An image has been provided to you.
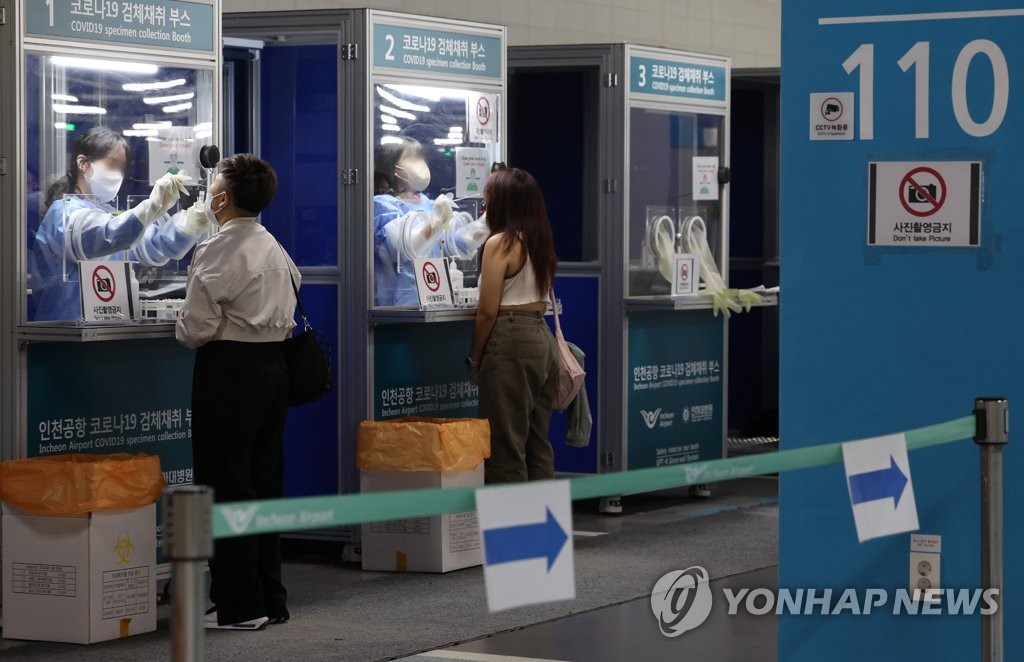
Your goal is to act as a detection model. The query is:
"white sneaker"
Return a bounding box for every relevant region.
[689,484,712,499]
[204,609,269,631]
[599,496,623,514]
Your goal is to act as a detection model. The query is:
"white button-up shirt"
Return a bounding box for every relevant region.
[175,218,299,349]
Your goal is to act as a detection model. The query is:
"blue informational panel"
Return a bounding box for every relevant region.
[629,55,727,103]
[25,0,215,52]
[27,339,194,560]
[283,284,339,498]
[371,20,502,80]
[781,3,1024,661]
[260,44,339,267]
[626,311,724,470]
[373,321,479,421]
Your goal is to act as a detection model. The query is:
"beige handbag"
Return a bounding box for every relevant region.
[549,289,586,411]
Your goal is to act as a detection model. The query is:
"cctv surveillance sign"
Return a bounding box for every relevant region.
[809,92,854,140]
[868,161,981,247]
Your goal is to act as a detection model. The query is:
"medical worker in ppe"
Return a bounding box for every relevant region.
[373,137,489,306]
[31,126,214,320]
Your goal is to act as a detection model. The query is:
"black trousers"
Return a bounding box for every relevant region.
[191,340,290,625]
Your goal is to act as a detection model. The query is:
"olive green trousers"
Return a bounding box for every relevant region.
[477,311,559,483]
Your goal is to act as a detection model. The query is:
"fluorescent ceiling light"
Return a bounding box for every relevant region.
[52,103,106,114]
[163,102,193,113]
[133,122,172,130]
[381,124,401,132]
[124,129,159,137]
[51,56,158,74]
[385,84,472,101]
[123,79,186,92]
[193,122,212,132]
[376,86,431,112]
[51,94,79,102]
[433,138,463,145]
[378,105,416,121]
[54,122,68,129]
[143,92,194,105]
[381,136,404,145]
[449,126,464,133]
[194,130,212,139]
[380,114,398,124]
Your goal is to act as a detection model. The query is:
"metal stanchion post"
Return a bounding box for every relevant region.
[973,398,1008,662]
[163,485,214,662]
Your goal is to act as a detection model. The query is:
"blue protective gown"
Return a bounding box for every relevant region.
[31,196,200,321]
[373,193,441,307]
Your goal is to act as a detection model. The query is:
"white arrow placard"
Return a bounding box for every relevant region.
[842,433,919,543]
[476,480,575,612]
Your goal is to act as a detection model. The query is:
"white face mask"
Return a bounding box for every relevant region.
[205,191,226,226]
[395,159,430,192]
[84,161,124,204]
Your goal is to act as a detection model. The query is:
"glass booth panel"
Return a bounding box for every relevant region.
[628,107,724,297]
[26,54,214,323]
[371,84,501,308]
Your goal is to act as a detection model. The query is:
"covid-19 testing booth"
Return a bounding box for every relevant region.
[220,8,506,542]
[507,44,776,493]
[0,0,223,563]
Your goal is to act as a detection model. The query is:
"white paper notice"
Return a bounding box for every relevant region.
[455,147,489,199]
[692,157,719,201]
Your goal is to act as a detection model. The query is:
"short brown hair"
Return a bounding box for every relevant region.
[217,153,277,214]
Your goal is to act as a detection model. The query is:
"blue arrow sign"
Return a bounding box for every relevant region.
[848,455,909,508]
[483,507,568,571]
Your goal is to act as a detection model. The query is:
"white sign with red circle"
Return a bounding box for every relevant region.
[414,257,454,309]
[867,161,982,247]
[80,260,136,321]
[672,254,700,297]
[809,92,854,141]
[468,93,498,143]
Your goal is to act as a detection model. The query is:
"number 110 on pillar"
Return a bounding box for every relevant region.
[842,39,1009,140]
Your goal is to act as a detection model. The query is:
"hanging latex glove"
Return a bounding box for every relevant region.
[711,289,744,318]
[132,171,193,226]
[654,223,676,283]
[734,288,764,311]
[176,200,214,237]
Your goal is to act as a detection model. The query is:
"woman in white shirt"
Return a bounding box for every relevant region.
[467,168,560,483]
[176,154,298,631]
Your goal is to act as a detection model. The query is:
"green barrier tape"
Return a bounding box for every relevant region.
[212,415,977,539]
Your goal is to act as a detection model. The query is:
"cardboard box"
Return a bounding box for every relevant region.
[2,503,157,643]
[361,465,483,573]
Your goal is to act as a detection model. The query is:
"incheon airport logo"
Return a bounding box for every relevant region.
[640,409,662,430]
[222,504,260,535]
[650,566,999,637]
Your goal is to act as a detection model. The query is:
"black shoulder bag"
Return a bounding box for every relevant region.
[281,267,334,406]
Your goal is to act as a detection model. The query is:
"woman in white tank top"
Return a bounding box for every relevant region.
[466,168,560,483]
